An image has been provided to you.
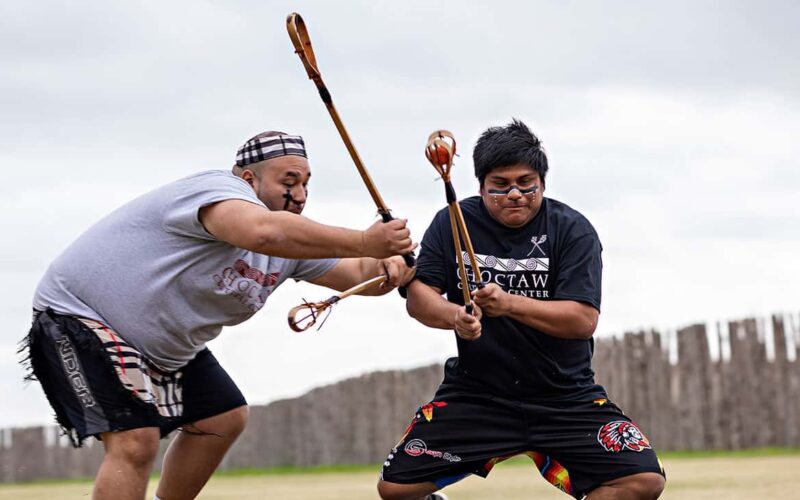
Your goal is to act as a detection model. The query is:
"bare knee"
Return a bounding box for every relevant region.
[102,427,161,469]
[185,405,249,439]
[377,479,437,500]
[638,472,666,498]
[601,472,665,499]
[219,405,249,436]
[377,480,400,500]
[629,472,665,498]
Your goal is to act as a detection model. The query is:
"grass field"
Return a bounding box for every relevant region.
[2,450,800,499]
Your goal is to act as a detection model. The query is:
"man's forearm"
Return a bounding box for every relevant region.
[252,212,365,259]
[356,258,388,296]
[407,288,460,330]
[505,296,597,339]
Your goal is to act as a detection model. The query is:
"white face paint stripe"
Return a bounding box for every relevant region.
[486,184,539,196]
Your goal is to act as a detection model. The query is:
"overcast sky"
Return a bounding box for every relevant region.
[2,0,798,428]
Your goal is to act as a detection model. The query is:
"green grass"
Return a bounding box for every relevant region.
[215,463,381,477]
[657,446,800,459]
[213,447,800,477]
[5,447,800,486]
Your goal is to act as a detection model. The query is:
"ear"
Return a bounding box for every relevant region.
[241,169,256,187]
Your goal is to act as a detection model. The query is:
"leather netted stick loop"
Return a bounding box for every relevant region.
[287,275,387,332]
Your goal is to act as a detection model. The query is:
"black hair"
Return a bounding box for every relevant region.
[473,119,548,185]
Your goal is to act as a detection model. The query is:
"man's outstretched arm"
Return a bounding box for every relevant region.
[307,256,415,296]
[200,199,414,260]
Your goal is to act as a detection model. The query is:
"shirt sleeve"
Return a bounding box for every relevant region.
[162,172,265,240]
[414,209,449,292]
[552,232,603,311]
[291,258,340,282]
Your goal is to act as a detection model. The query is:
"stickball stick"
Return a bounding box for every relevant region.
[286,12,415,268]
[287,275,387,332]
[425,130,485,312]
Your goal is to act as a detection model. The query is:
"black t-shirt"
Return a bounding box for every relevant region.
[416,196,606,401]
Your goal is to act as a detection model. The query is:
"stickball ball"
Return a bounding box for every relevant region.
[428,145,451,165]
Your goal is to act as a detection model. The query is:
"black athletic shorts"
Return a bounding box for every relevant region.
[381,384,665,499]
[22,309,247,447]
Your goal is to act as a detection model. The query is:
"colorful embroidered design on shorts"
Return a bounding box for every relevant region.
[597,420,651,452]
[421,401,447,422]
[528,451,573,495]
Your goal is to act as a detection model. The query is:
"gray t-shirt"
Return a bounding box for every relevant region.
[33,170,338,371]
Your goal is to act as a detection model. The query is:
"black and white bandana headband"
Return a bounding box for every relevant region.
[235,134,307,167]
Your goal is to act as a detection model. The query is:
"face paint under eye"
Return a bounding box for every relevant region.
[487,185,539,196]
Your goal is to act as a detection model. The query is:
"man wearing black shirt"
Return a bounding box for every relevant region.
[378,120,665,500]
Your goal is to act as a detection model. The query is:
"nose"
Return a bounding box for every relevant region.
[506,186,523,200]
[292,185,307,204]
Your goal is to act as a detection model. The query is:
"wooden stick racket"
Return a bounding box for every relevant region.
[286,12,415,268]
[425,130,485,313]
[287,275,387,332]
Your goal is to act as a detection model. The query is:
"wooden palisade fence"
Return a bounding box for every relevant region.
[1,313,797,482]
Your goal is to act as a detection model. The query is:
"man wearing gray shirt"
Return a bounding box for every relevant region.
[23,131,416,500]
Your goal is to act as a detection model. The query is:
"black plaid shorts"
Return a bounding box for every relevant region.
[21,309,247,447]
[381,384,665,499]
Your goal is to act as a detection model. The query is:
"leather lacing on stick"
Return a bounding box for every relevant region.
[287,275,387,332]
